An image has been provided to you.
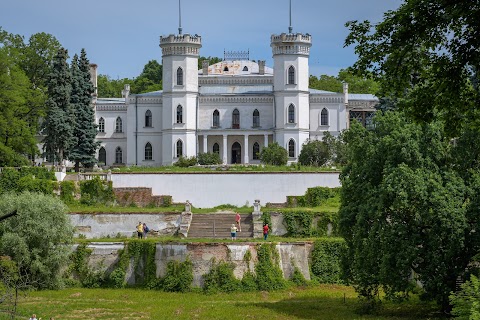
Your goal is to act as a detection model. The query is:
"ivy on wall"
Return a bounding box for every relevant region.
[281,211,339,237]
[310,238,345,284]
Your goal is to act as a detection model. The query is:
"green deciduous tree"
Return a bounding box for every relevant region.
[42,48,73,164]
[344,0,480,136]
[339,112,480,310]
[260,142,288,166]
[298,139,330,167]
[309,68,379,94]
[0,192,74,290]
[69,49,99,171]
[450,275,480,320]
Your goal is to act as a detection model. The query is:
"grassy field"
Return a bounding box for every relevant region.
[10,285,444,320]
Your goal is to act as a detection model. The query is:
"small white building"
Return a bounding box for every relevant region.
[93,30,377,167]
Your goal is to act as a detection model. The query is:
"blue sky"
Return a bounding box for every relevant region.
[1,0,402,79]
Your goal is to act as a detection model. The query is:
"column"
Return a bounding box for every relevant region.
[203,135,207,154]
[244,134,249,164]
[222,134,228,164]
[264,134,269,148]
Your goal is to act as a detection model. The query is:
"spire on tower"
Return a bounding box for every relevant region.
[289,0,293,33]
[178,0,183,35]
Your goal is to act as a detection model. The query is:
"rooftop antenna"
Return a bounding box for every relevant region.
[288,0,293,33]
[178,0,183,35]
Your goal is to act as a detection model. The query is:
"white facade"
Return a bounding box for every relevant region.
[94,31,378,166]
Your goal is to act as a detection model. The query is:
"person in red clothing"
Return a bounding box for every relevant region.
[235,212,241,232]
[263,223,269,240]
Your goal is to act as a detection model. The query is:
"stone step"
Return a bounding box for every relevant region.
[188,213,253,238]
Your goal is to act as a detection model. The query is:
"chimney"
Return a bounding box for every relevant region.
[89,64,98,103]
[258,60,265,75]
[202,60,209,75]
[122,84,130,102]
[343,82,349,106]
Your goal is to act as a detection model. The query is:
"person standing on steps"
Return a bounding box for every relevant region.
[231,224,238,240]
[143,223,149,239]
[235,212,241,232]
[136,221,144,239]
[263,223,269,240]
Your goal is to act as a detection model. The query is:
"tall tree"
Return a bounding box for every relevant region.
[0,49,37,166]
[42,48,73,164]
[340,112,474,311]
[69,49,99,171]
[309,69,379,94]
[344,0,480,135]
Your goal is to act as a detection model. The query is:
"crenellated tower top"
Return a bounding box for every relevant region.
[159,33,202,57]
[270,33,312,56]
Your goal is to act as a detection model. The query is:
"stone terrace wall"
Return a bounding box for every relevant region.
[81,242,314,287]
[111,172,340,208]
[70,213,182,238]
[114,187,171,207]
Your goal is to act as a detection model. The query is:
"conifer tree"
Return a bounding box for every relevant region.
[69,49,98,171]
[42,48,73,164]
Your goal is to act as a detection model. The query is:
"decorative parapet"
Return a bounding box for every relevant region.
[96,105,127,112]
[309,95,344,104]
[199,96,273,104]
[199,77,273,86]
[271,33,312,56]
[178,212,192,238]
[160,33,202,56]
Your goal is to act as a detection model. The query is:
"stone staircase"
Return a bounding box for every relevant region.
[187,213,253,239]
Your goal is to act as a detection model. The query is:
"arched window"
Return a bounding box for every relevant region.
[115,117,123,133]
[288,139,295,158]
[176,105,183,123]
[253,142,260,160]
[224,66,229,72]
[145,110,152,127]
[144,142,153,160]
[253,109,260,127]
[98,147,106,164]
[288,66,295,84]
[176,140,183,158]
[213,143,220,154]
[321,108,328,126]
[232,109,240,129]
[213,110,220,127]
[177,67,183,86]
[115,147,123,164]
[98,117,105,133]
[288,104,295,124]
[243,66,248,72]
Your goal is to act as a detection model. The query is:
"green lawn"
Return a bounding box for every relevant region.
[11,285,444,320]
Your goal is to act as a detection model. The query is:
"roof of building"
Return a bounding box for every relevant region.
[96,97,127,104]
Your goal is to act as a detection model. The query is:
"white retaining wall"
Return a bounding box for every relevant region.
[111,172,340,208]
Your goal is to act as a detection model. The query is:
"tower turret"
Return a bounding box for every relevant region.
[271,32,312,162]
[160,33,202,165]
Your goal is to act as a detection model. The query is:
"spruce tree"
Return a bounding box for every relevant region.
[42,48,73,164]
[69,49,98,171]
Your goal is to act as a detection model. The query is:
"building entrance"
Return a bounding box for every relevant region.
[231,142,241,164]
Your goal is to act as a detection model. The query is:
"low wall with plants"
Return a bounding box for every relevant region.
[67,239,345,291]
[70,213,183,238]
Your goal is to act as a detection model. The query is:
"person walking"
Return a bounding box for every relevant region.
[29,315,38,320]
[143,223,149,239]
[235,212,241,232]
[263,223,269,241]
[136,222,144,239]
[230,224,238,240]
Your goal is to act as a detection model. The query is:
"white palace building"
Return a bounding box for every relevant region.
[92,27,377,167]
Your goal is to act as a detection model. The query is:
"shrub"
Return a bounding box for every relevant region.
[450,275,480,320]
[298,139,331,166]
[241,270,257,291]
[80,177,114,205]
[174,156,197,167]
[160,259,194,292]
[197,152,222,165]
[60,181,76,203]
[260,142,288,166]
[203,259,241,293]
[291,265,308,286]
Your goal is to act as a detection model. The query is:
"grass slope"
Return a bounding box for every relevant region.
[13,285,443,320]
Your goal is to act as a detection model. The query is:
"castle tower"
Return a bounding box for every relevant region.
[271,32,312,162]
[159,33,202,165]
